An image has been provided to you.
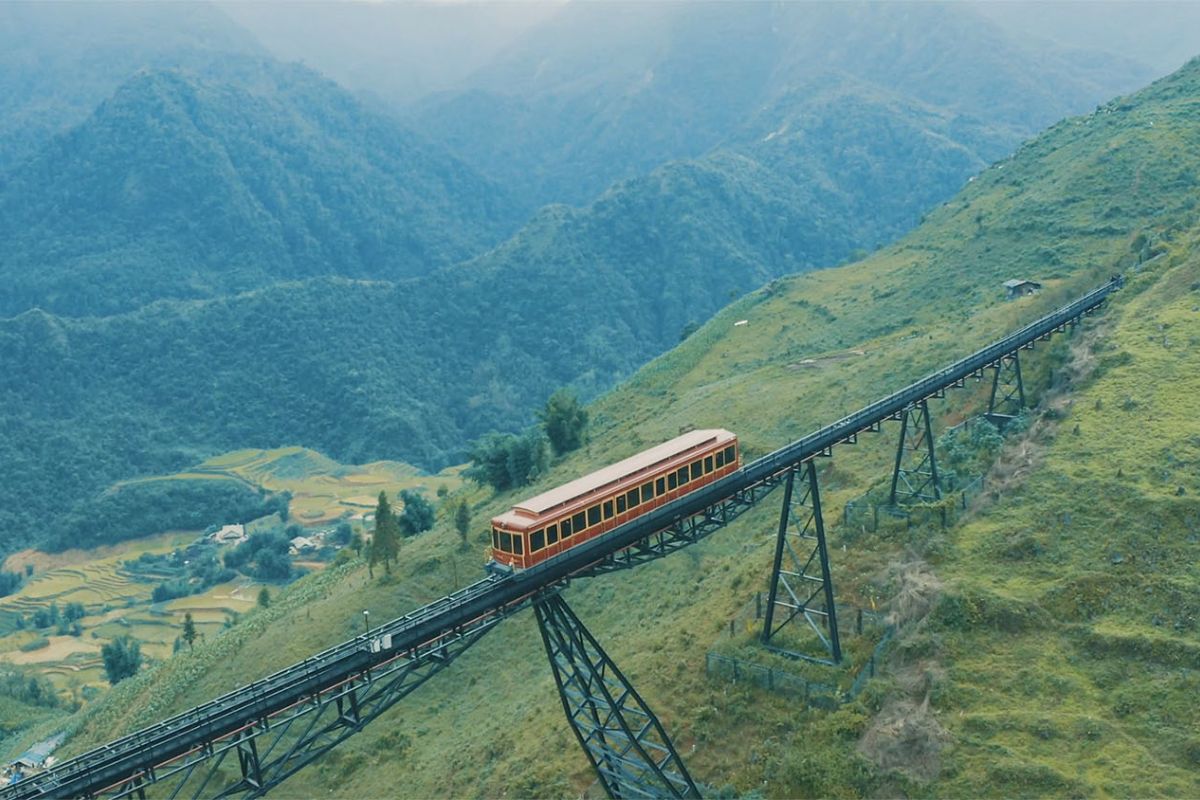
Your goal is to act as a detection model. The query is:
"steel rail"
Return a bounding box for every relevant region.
[4,276,1120,800]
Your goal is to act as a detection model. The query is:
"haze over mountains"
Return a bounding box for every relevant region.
[0,1,1194,554]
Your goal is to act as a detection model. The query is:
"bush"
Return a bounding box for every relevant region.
[18,637,50,652]
[398,490,435,537]
[464,430,549,491]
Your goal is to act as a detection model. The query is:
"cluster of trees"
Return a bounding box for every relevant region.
[24,601,86,635]
[101,635,142,685]
[465,389,588,492]
[0,667,60,709]
[0,570,23,597]
[223,531,293,581]
[44,479,289,554]
[367,489,437,577]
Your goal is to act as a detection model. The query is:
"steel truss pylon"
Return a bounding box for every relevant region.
[889,398,942,506]
[985,351,1026,424]
[534,593,700,799]
[761,460,842,664]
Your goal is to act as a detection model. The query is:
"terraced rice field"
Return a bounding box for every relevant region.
[0,539,267,694]
[193,447,464,523]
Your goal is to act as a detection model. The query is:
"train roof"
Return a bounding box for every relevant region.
[497,429,736,523]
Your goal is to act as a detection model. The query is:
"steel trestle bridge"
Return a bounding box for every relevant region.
[4,277,1121,800]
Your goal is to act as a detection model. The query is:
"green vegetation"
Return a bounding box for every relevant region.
[48,55,1200,797]
[369,493,400,577]
[397,491,435,538]
[0,61,519,318]
[222,533,292,582]
[100,636,142,685]
[464,431,550,492]
[48,478,288,553]
[539,389,589,456]
[181,613,197,651]
[454,502,471,550]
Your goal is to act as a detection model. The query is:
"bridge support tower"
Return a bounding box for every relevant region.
[534,592,700,800]
[889,399,941,507]
[985,351,1025,425]
[761,460,842,664]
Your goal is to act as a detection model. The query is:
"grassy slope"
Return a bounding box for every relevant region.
[56,61,1200,796]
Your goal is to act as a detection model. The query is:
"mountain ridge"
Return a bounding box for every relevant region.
[0,62,519,317]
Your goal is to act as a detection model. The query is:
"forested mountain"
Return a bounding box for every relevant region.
[0,1,264,172]
[65,56,1200,798]
[0,73,1019,553]
[0,63,519,317]
[0,1,1173,555]
[407,1,1155,208]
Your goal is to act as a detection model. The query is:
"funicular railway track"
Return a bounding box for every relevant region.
[4,277,1122,800]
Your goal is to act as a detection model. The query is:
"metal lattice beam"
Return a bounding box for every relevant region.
[889,399,942,506]
[985,351,1026,424]
[77,621,504,800]
[535,593,700,799]
[761,461,842,664]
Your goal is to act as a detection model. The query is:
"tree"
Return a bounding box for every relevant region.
[255,549,291,581]
[455,501,471,550]
[370,492,400,576]
[181,612,197,650]
[398,490,435,537]
[332,522,352,546]
[350,531,364,558]
[538,389,588,456]
[258,587,271,608]
[464,432,520,491]
[101,635,142,685]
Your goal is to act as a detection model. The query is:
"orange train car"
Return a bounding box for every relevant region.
[489,429,739,571]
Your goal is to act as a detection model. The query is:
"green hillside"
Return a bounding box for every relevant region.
[0,2,265,173]
[51,57,1200,797]
[0,63,519,317]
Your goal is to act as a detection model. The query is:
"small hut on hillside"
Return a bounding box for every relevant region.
[1003,279,1042,299]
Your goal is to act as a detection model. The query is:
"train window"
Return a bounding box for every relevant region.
[616,495,626,513]
[705,455,714,473]
[677,466,689,485]
[668,473,678,490]
[603,500,614,519]
[492,529,500,549]
[724,445,736,464]
[656,477,666,495]
[627,488,640,508]
[500,531,513,553]
[716,450,725,468]
[642,482,654,503]
[573,511,586,532]
[690,461,702,480]
[587,506,601,527]
[561,518,573,538]
[547,524,559,544]
[531,529,546,552]
[513,534,524,555]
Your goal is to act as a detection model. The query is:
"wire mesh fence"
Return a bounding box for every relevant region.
[705,595,895,709]
[705,625,894,710]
